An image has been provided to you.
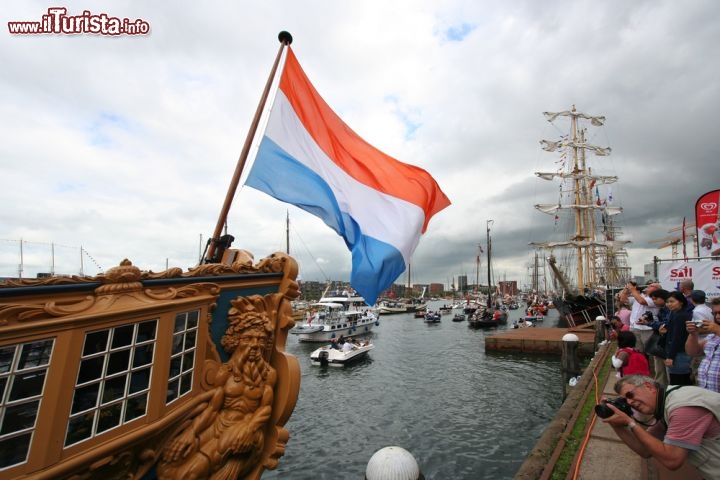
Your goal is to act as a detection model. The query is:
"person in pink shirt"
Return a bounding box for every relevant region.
[602,375,720,479]
[615,296,632,330]
[606,315,630,341]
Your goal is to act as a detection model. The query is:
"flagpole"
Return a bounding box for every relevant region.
[204,30,293,263]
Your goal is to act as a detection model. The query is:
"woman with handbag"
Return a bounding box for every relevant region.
[663,291,693,385]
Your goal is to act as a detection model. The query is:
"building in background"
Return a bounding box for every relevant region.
[498,281,518,297]
[457,275,468,294]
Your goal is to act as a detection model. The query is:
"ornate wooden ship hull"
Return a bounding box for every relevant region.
[0,252,301,480]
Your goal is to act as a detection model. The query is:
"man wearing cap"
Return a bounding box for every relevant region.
[619,282,661,353]
[686,296,720,392]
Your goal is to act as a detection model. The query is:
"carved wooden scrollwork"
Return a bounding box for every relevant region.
[157,293,297,480]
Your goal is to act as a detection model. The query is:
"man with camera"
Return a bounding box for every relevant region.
[618,282,660,353]
[600,374,720,478]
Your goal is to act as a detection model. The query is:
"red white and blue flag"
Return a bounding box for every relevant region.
[245,48,450,304]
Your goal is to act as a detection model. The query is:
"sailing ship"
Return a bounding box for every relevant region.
[530,106,631,326]
[468,221,508,328]
[0,32,302,480]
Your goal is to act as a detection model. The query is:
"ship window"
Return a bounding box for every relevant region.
[64,320,157,448]
[166,311,199,404]
[0,339,54,470]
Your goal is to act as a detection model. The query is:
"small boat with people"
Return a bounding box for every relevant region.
[424,311,441,323]
[438,304,453,314]
[309,338,374,367]
[452,313,466,322]
[513,318,536,328]
[468,308,507,328]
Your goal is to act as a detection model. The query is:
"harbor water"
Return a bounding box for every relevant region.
[264,302,564,479]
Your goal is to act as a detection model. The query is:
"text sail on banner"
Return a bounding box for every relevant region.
[659,259,720,301]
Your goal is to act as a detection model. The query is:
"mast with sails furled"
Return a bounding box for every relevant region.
[530,105,630,298]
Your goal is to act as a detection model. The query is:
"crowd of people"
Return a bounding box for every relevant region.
[602,280,720,478]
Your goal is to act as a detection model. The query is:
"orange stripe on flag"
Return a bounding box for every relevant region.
[279,48,450,231]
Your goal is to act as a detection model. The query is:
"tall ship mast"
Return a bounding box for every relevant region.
[530,106,630,326]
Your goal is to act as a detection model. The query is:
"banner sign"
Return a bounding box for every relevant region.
[659,259,720,301]
[695,189,720,257]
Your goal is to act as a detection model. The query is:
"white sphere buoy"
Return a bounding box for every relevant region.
[365,446,423,480]
[562,333,579,342]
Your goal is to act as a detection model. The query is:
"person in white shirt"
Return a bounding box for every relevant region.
[619,282,660,352]
[691,290,713,323]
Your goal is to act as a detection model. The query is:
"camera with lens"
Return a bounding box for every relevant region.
[637,311,653,325]
[595,397,634,419]
[693,319,705,328]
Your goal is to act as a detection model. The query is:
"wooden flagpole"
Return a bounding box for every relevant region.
[204,31,293,263]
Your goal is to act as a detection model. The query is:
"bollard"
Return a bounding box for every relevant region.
[594,315,607,350]
[365,446,425,480]
[561,333,581,400]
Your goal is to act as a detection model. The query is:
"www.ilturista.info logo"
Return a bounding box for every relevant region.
[8,8,150,35]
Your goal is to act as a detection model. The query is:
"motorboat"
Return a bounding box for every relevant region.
[290,290,379,342]
[377,299,427,315]
[310,341,374,367]
[424,311,441,323]
[438,305,453,314]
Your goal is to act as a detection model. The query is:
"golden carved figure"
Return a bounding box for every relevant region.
[158,305,277,480]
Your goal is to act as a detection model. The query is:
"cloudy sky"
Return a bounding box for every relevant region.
[1,0,718,291]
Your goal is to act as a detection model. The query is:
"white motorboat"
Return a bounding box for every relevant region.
[290,289,379,342]
[310,341,374,367]
[377,299,427,315]
[377,300,409,314]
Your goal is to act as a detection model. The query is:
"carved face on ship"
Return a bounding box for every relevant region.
[157,303,278,480]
